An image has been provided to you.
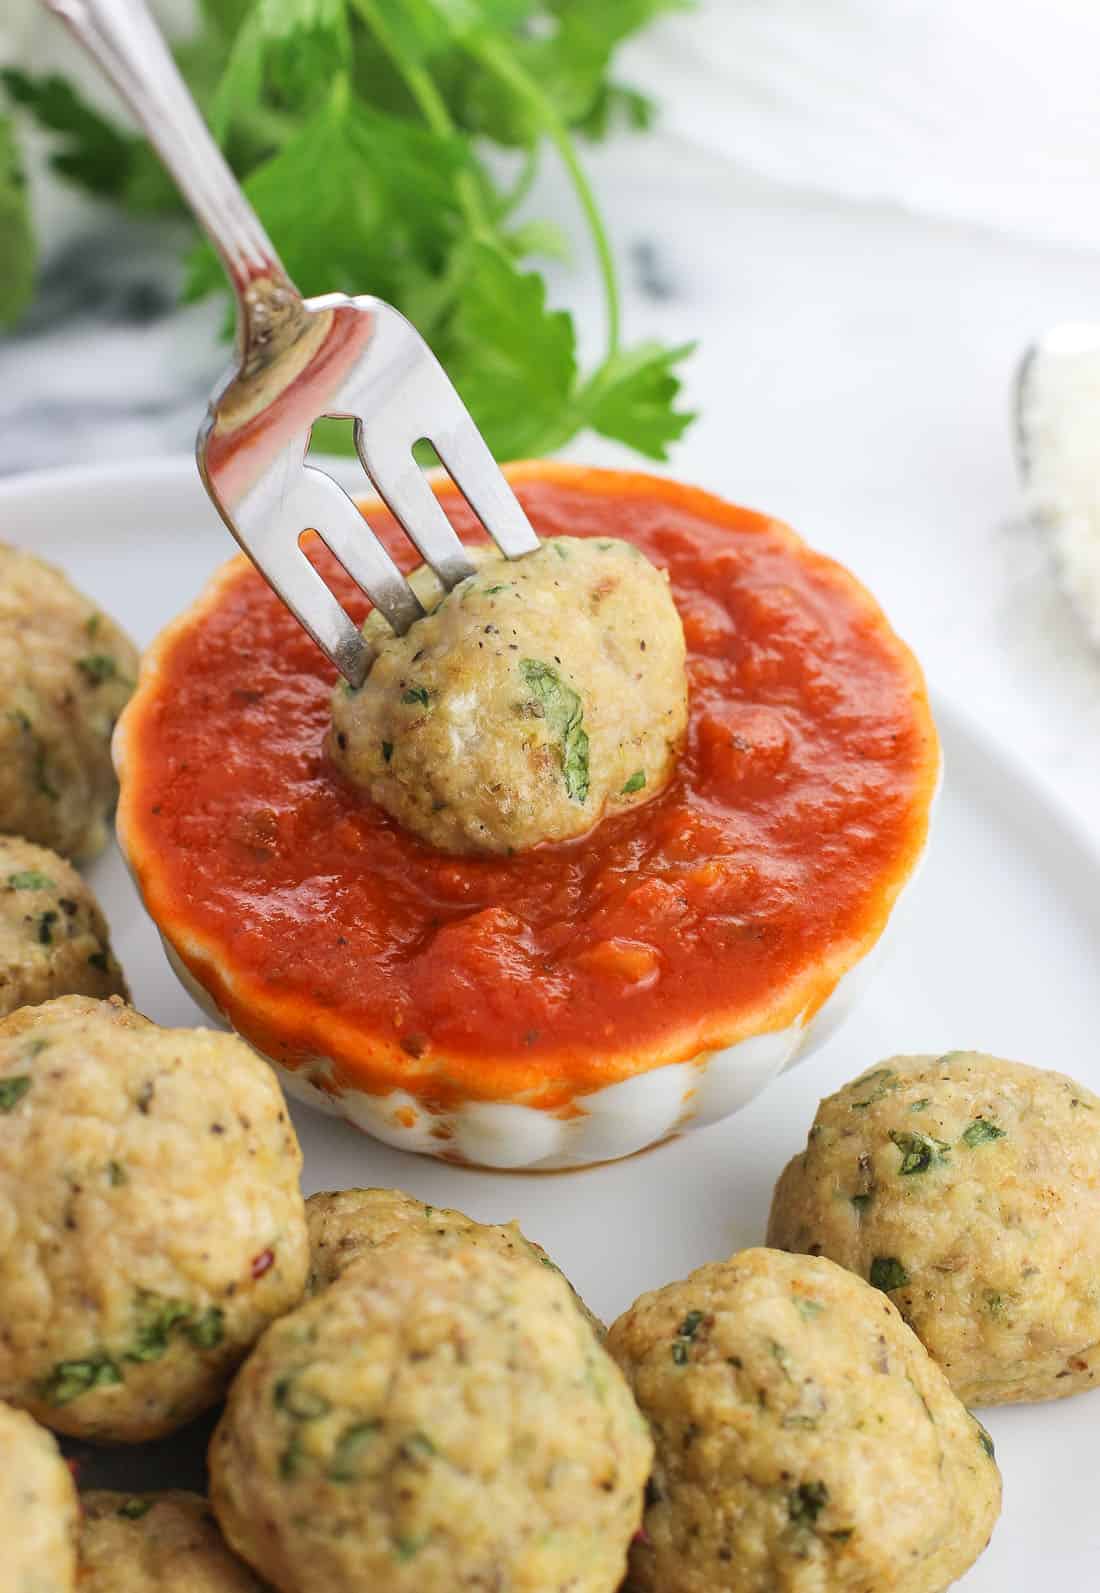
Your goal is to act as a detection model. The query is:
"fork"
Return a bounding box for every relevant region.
[40,0,540,688]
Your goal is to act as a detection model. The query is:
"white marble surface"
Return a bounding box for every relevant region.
[1,1,1098,846]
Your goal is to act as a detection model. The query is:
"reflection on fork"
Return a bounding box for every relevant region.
[199,287,540,686]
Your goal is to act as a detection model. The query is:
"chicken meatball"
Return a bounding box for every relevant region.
[328,536,687,854]
[0,835,128,1017]
[768,1050,1100,1405]
[304,1186,466,1290]
[0,1400,78,1593]
[0,995,308,1441]
[0,544,138,861]
[210,1237,652,1593]
[607,1247,1000,1593]
[78,1492,266,1593]
[305,1187,603,1333]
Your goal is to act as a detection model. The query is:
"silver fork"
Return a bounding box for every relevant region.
[41,0,540,687]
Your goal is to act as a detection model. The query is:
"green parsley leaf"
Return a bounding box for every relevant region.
[208,9,266,138]
[888,1129,949,1176]
[6,871,54,891]
[187,1306,226,1351]
[40,1355,122,1405]
[76,654,122,686]
[117,1497,154,1520]
[561,723,591,804]
[217,0,351,131]
[577,80,656,139]
[402,686,431,706]
[34,744,59,801]
[279,1432,305,1479]
[400,1430,437,1460]
[519,658,589,802]
[275,1374,331,1419]
[350,0,531,68]
[328,1419,381,1481]
[0,1076,31,1112]
[849,1068,898,1109]
[459,0,686,141]
[0,71,138,197]
[582,341,696,461]
[188,86,468,313]
[961,1117,1006,1148]
[869,1257,909,1293]
[503,218,570,261]
[447,242,577,461]
[788,1480,829,1527]
[126,1292,194,1363]
[0,114,34,327]
[769,1339,792,1376]
[621,769,646,795]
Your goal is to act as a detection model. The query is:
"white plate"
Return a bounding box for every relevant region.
[4,458,1100,1583]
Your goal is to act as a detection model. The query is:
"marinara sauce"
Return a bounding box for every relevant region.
[122,466,938,1109]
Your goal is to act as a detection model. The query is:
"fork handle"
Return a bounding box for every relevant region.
[38,0,300,324]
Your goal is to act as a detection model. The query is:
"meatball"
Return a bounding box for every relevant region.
[305,1187,603,1334]
[328,537,687,854]
[768,1050,1100,1405]
[78,1492,266,1593]
[210,1237,652,1593]
[0,1400,78,1593]
[0,543,139,861]
[304,1186,465,1290]
[0,995,308,1441]
[607,1248,1000,1593]
[0,834,128,1017]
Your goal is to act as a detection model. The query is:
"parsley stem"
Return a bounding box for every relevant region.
[469,36,622,360]
[351,0,494,244]
[499,147,540,218]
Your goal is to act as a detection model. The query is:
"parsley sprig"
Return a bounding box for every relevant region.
[2,1,696,462]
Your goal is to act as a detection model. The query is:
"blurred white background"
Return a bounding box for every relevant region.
[628,0,1100,251]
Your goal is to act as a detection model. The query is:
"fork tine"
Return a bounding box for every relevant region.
[247,529,373,688]
[355,420,479,591]
[432,412,540,559]
[301,466,424,636]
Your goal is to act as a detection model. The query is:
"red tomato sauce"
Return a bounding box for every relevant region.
[123,467,937,1108]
